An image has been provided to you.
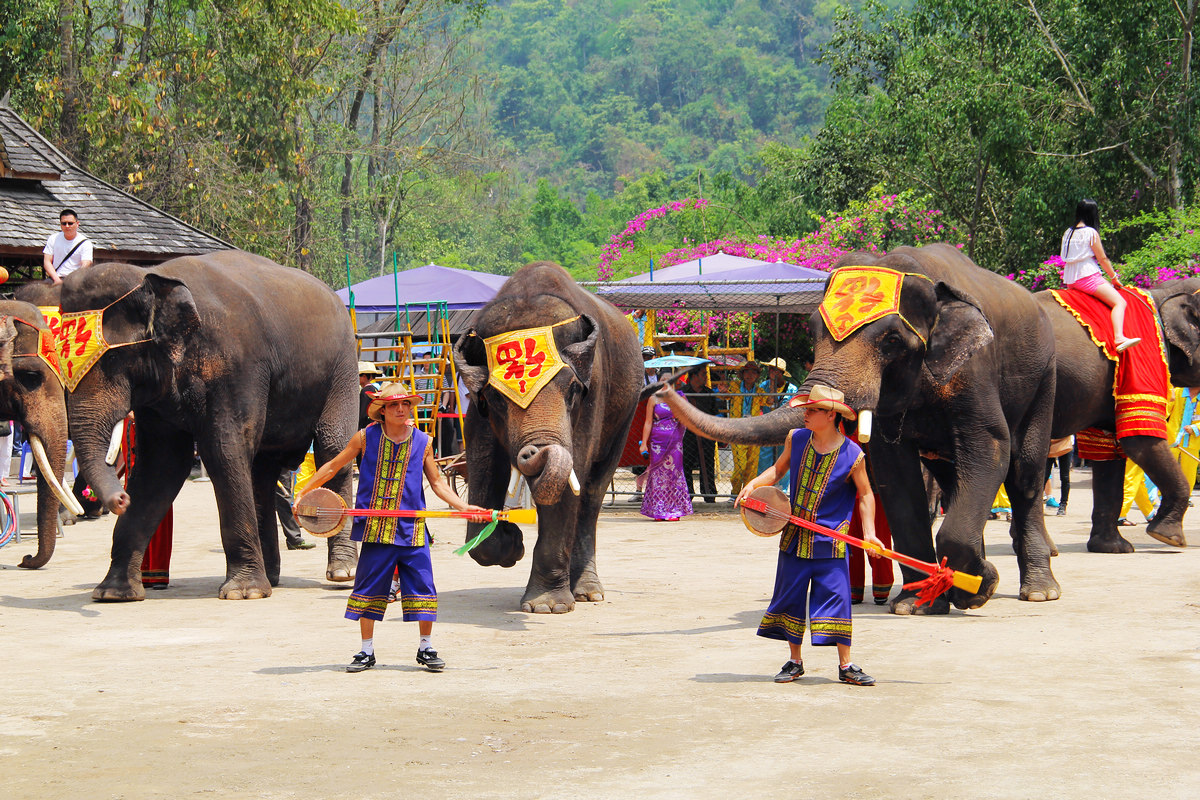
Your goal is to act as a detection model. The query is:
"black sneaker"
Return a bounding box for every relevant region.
[346,651,376,673]
[838,663,875,686]
[416,648,445,672]
[773,660,804,683]
[287,539,316,550]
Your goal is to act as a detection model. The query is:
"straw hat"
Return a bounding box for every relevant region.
[738,359,761,375]
[358,360,382,377]
[788,384,856,420]
[367,382,419,421]
[763,357,790,377]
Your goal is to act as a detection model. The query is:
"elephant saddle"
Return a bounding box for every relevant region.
[1051,286,1171,457]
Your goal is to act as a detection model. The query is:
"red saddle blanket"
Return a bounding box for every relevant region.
[1050,286,1170,455]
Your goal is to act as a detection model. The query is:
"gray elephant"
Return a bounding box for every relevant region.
[60,251,359,601]
[453,261,644,613]
[0,301,83,567]
[1038,277,1200,551]
[659,245,1060,614]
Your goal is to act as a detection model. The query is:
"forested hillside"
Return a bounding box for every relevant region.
[3,0,1198,292]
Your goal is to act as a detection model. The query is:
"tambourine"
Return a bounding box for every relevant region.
[739,485,792,537]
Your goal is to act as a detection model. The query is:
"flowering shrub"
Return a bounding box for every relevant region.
[1116,208,1200,287]
[1007,257,1064,291]
[598,198,710,281]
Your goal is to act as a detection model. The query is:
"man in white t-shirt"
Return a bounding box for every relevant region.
[42,208,94,284]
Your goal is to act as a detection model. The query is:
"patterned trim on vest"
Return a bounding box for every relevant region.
[779,436,855,559]
[362,433,427,546]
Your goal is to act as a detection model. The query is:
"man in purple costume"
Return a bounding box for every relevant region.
[300,383,489,673]
[736,385,883,686]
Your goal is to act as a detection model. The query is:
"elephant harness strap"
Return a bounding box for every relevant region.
[819,266,932,344]
[57,285,153,391]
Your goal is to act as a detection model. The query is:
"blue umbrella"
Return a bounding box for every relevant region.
[642,355,711,369]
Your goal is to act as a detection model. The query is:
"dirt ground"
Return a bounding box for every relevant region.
[1,469,1198,800]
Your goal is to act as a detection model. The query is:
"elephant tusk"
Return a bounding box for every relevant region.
[105,420,125,466]
[857,409,873,443]
[31,435,85,517]
[507,466,521,497]
[568,469,581,496]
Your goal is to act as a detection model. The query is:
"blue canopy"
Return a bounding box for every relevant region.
[337,263,508,312]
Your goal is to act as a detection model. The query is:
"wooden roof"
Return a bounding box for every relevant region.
[0,105,230,278]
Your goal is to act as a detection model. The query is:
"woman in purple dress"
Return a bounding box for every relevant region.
[639,371,694,521]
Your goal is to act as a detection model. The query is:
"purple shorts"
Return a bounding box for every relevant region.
[1068,272,1108,294]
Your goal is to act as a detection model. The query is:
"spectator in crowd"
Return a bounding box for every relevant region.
[726,360,768,498]
[758,357,800,490]
[681,367,722,502]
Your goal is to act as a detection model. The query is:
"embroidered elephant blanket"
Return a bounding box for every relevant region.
[1051,286,1170,455]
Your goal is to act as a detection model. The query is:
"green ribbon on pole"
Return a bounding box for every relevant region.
[454,510,500,556]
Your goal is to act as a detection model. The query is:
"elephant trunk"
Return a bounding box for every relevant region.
[799,366,880,415]
[16,434,75,569]
[517,442,573,505]
[659,386,806,446]
[69,398,131,516]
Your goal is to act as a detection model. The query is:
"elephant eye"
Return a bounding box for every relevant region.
[16,369,44,392]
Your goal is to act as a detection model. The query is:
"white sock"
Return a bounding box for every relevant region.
[361,638,374,656]
[419,636,432,652]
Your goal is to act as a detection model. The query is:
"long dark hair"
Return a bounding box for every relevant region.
[1066,198,1101,252]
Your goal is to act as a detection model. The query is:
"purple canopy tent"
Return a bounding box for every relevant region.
[616,251,770,282]
[336,263,508,312]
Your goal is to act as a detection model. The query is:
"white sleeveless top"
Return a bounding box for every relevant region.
[1060,225,1101,285]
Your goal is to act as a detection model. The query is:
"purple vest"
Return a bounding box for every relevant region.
[782,428,863,559]
[353,423,430,546]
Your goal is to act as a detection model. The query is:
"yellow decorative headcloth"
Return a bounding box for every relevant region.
[484,316,580,408]
[819,266,929,344]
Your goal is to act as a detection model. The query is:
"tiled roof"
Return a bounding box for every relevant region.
[0,105,230,257]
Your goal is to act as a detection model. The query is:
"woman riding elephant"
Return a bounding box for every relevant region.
[658,244,1060,615]
[60,251,359,601]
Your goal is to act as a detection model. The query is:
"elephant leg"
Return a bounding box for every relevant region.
[464,413,524,568]
[569,487,604,603]
[92,425,192,602]
[1088,459,1136,553]
[1005,372,1060,602]
[933,434,1005,611]
[312,390,358,581]
[522,494,581,614]
[1125,436,1188,547]
[870,439,951,616]
[197,434,272,600]
[251,456,283,587]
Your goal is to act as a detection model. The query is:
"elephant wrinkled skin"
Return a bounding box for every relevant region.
[660,244,1060,614]
[454,261,643,613]
[61,251,359,601]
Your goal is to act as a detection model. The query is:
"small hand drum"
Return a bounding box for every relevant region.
[292,487,348,537]
[739,485,792,537]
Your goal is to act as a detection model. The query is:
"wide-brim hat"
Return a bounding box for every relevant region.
[763,357,790,377]
[738,359,761,375]
[787,384,856,420]
[358,360,382,377]
[367,382,420,421]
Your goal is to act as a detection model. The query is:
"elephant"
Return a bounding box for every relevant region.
[60,251,359,601]
[1037,277,1200,552]
[453,261,644,613]
[0,300,84,567]
[659,244,1061,614]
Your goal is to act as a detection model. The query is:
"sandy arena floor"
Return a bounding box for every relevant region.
[0,470,1197,799]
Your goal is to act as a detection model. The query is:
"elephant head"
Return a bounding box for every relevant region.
[1152,278,1200,386]
[59,264,199,515]
[0,301,83,567]
[453,313,597,509]
[660,250,995,445]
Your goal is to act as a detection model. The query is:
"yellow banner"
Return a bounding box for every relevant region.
[819,266,906,342]
[484,326,566,409]
[58,310,108,391]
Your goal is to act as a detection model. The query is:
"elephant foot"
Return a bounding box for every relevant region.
[889,592,950,616]
[520,586,575,614]
[1019,573,1061,602]
[1146,519,1187,548]
[572,576,605,603]
[949,559,999,610]
[92,580,146,602]
[1087,531,1135,553]
[218,575,272,600]
[326,560,355,582]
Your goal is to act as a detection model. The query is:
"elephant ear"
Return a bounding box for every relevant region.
[924,281,994,385]
[453,329,490,398]
[142,274,200,363]
[1158,292,1200,365]
[559,314,599,391]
